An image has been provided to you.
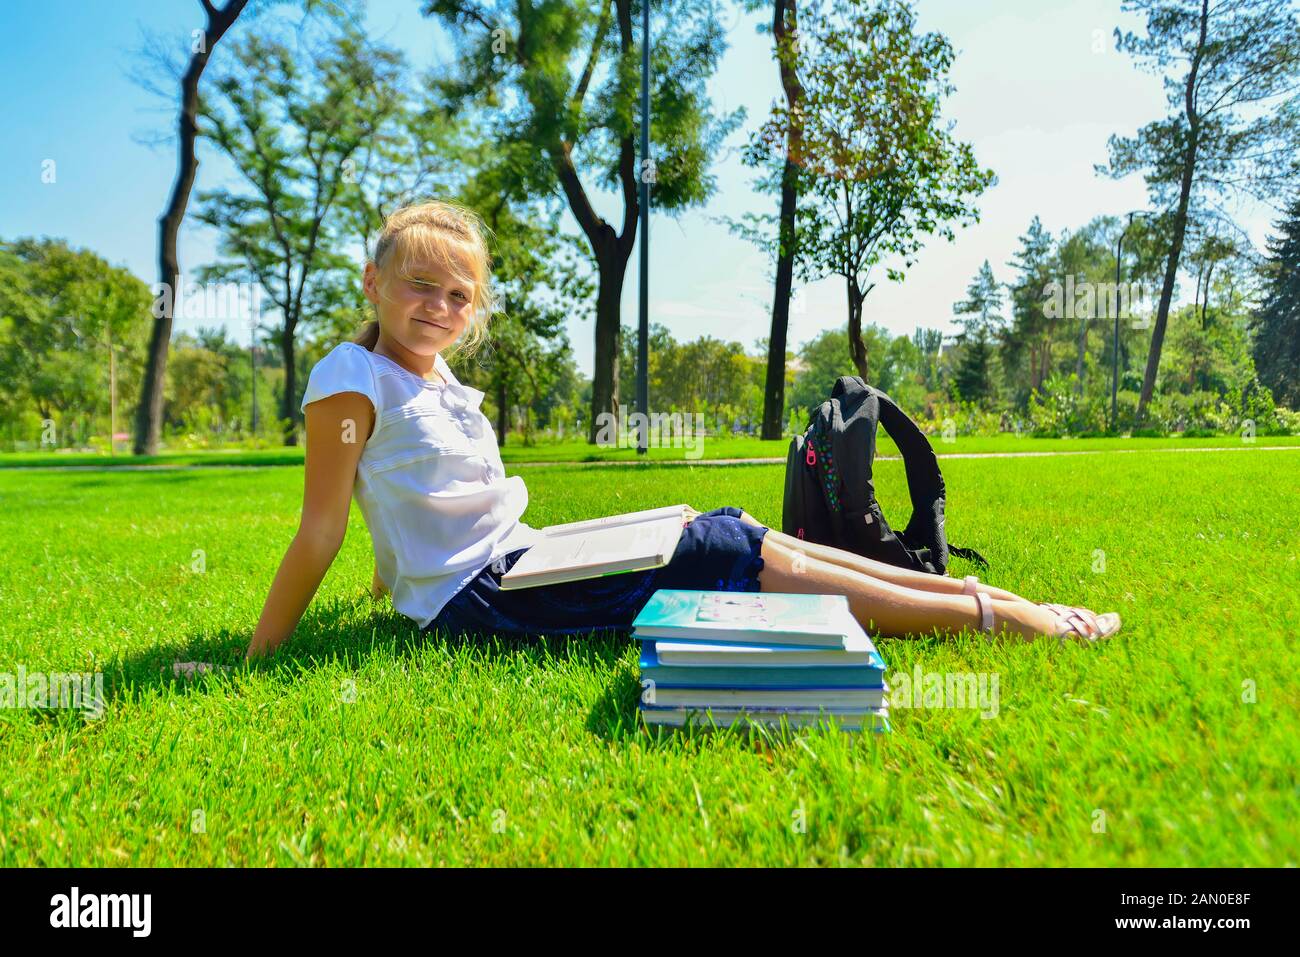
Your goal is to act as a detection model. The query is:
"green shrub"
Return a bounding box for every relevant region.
[1026,373,1110,436]
[915,400,1003,438]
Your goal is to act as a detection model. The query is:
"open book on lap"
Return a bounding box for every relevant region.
[497,504,690,591]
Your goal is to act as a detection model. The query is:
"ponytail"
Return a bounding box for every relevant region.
[352,319,380,351]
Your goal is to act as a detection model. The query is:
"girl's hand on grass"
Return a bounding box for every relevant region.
[684,506,701,524]
[370,567,389,600]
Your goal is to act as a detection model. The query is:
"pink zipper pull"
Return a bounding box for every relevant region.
[806,445,817,466]
[797,527,805,539]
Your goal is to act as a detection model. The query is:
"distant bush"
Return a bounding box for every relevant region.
[914,400,1003,438]
[1026,374,1110,436]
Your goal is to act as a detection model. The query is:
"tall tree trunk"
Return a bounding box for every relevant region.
[1136,0,1207,425]
[278,325,298,447]
[1198,259,1214,391]
[133,0,248,456]
[589,253,629,443]
[762,0,804,440]
[846,280,870,381]
[542,0,638,445]
[1200,261,1213,329]
[1074,311,1087,394]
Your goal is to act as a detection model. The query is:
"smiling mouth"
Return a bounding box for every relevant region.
[414,317,450,329]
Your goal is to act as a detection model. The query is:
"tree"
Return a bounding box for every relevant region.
[729,0,808,440]
[421,0,744,443]
[950,260,1003,407]
[1100,0,1300,424]
[1003,216,1055,403]
[337,71,467,258]
[1182,219,1250,392]
[0,239,153,447]
[787,323,889,415]
[1053,220,1115,394]
[1251,194,1300,408]
[911,326,944,395]
[133,0,250,456]
[456,167,595,446]
[952,260,1003,339]
[950,330,994,407]
[619,322,761,430]
[194,15,406,444]
[761,0,994,383]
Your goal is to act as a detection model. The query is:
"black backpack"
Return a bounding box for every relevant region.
[781,376,988,576]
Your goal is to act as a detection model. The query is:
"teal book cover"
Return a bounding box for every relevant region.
[631,590,857,648]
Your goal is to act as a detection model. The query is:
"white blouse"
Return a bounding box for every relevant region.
[299,341,544,628]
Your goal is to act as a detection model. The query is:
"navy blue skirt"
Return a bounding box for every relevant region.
[424,507,770,638]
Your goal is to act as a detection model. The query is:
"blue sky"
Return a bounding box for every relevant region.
[0,0,1282,375]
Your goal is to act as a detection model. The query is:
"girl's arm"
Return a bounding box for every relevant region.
[245,390,375,659]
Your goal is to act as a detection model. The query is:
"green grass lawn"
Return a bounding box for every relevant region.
[3,431,1298,470]
[0,446,1295,865]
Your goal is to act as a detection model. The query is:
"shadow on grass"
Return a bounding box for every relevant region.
[14,593,837,753]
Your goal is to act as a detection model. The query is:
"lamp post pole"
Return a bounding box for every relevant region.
[107,324,117,456]
[251,339,258,438]
[636,0,650,456]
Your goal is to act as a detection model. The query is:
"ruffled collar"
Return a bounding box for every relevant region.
[440,383,489,439]
[439,380,485,413]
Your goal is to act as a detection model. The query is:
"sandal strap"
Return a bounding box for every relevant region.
[1041,603,1098,638]
[963,575,980,596]
[974,591,994,635]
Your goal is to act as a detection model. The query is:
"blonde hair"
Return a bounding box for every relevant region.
[353,199,498,360]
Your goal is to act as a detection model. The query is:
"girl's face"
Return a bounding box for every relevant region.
[363,253,476,358]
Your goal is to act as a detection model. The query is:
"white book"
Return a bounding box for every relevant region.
[640,705,890,733]
[651,611,884,668]
[647,685,889,710]
[498,504,690,590]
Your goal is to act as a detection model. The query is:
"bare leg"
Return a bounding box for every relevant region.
[734,509,1030,604]
[756,535,1058,640]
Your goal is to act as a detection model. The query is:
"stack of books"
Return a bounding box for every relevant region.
[633,590,889,733]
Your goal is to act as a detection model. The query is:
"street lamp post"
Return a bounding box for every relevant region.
[636,0,650,456]
[107,324,117,456]
[251,340,258,438]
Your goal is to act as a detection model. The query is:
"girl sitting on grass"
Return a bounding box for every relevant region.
[244,200,1120,660]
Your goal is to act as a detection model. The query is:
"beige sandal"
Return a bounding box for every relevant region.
[1039,602,1122,641]
[969,590,1121,642]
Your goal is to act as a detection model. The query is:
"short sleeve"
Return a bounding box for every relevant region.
[300,343,382,417]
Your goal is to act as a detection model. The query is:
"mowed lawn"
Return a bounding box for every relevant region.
[0,447,1296,866]
[2,431,1298,469]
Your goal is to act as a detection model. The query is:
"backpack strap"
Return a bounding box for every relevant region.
[949,544,990,568]
[872,388,950,572]
[874,388,990,572]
